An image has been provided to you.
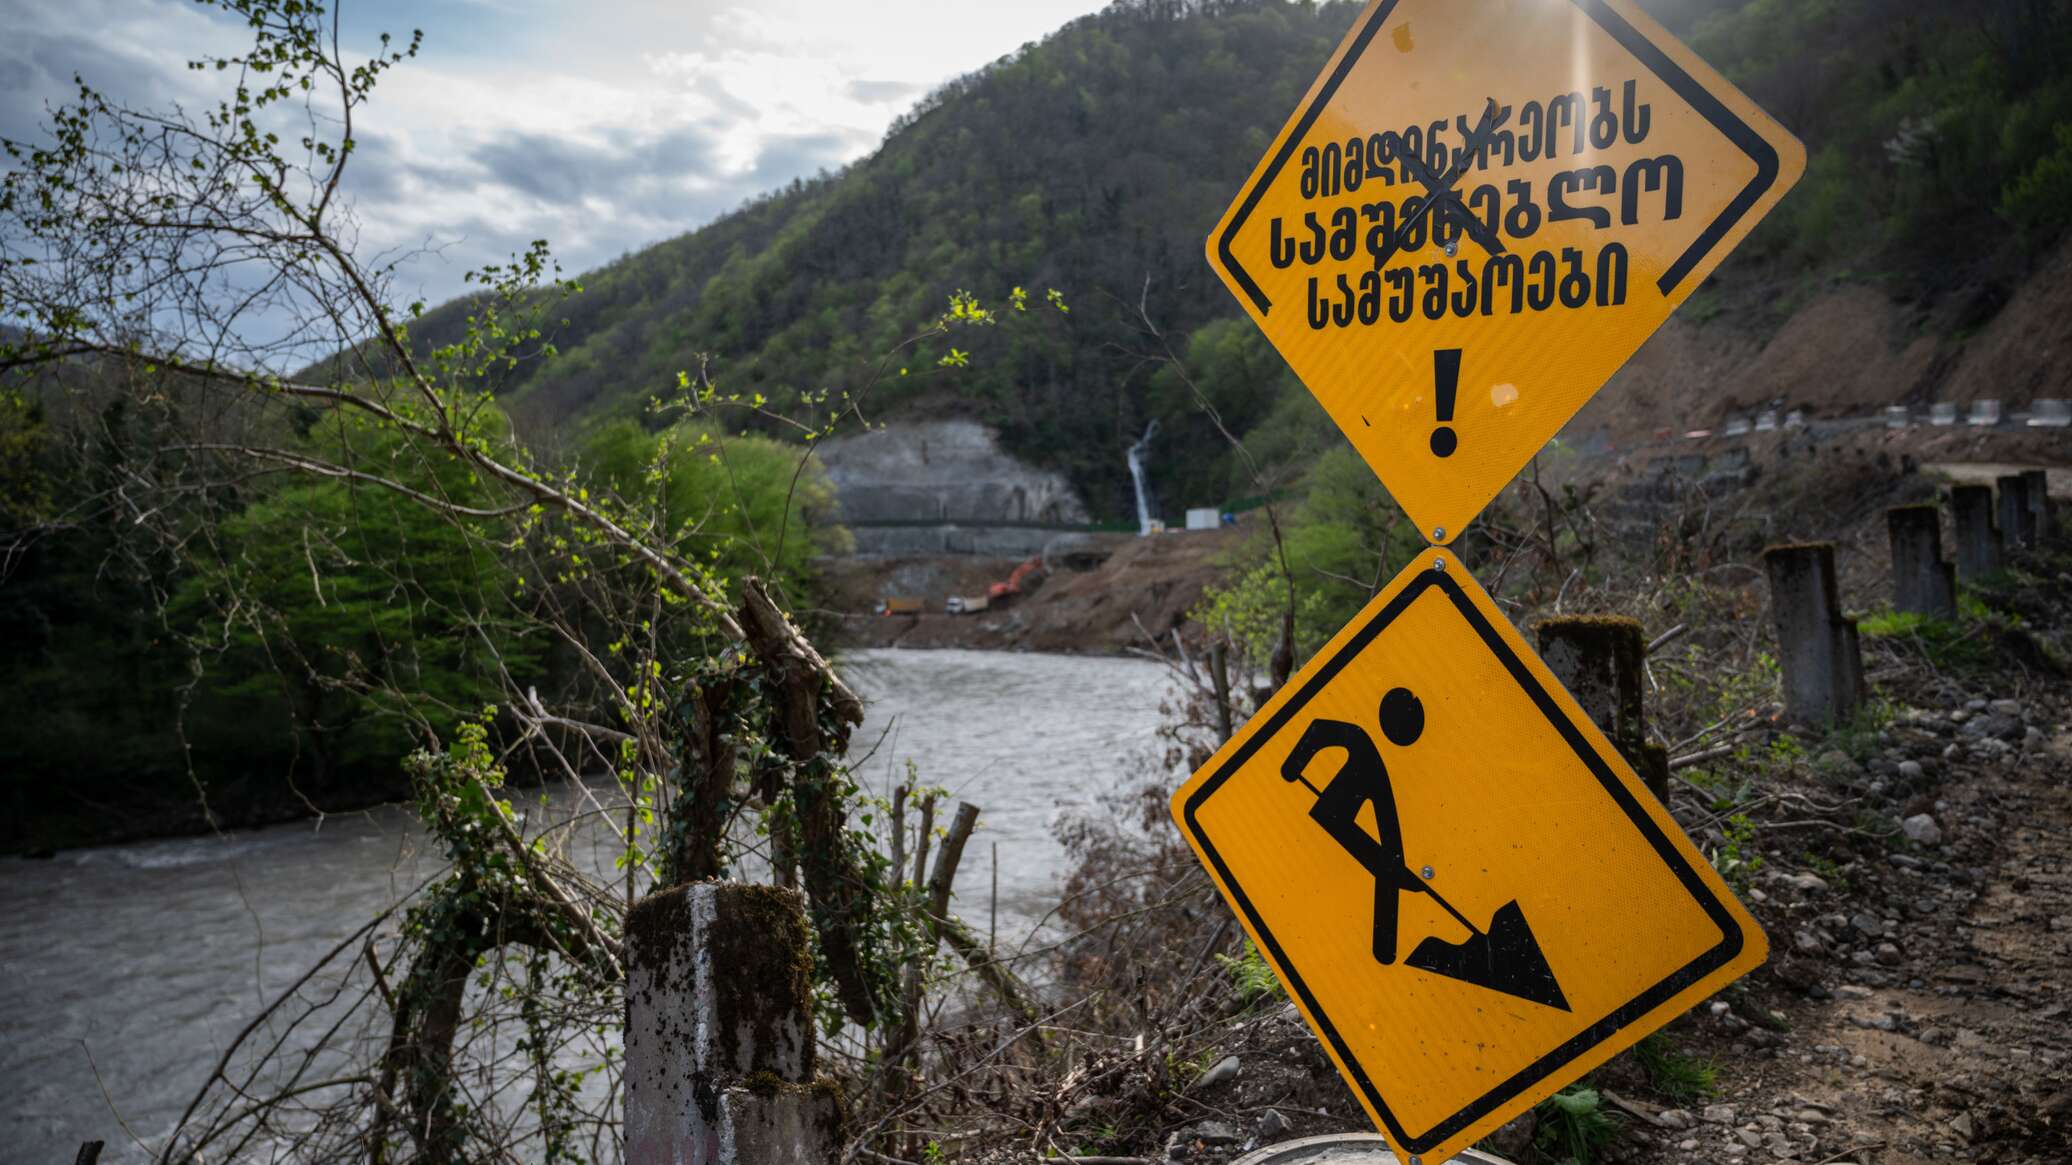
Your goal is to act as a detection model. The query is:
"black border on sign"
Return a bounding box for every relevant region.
[1180,568,1746,1155]
[1215,0,1783,315]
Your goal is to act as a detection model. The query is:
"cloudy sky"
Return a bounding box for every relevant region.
[0,0,1108,310]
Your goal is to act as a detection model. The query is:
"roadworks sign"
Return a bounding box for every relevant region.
[1171,549,1766,1164]
[1205,0,1805,543]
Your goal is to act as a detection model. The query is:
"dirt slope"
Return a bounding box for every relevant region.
[1577,236,2072,442]
[818,523,1248,654]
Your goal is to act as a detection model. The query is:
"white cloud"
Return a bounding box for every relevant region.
[2,0,1110,327]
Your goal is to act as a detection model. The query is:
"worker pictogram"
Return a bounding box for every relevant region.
[1280,685,1566,1010]
[1171,551,1766,1165]
[1204,0,1806,544]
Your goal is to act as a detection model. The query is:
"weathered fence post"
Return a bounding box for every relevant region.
[2022,468,2054,542]
[1997,473,2036,549]
[1534,616,1669,800]
[626,882,844,1165]
[1763,543,1865,726]
[1885,504,1957,619]
[1950,484,2001,580]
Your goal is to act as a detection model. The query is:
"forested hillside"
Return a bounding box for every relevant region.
[413,0,2072,517]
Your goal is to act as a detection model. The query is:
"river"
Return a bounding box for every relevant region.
[0,648,1176,1163]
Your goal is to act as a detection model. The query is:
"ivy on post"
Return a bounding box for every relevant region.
[625,883,845,1165]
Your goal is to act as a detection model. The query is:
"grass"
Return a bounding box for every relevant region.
[1536,1085,1619,1164]
[1712,811,1764,896]
[1858,605,1994,672]
[1633,1032,1719,1105]
[1215,938,1286,1006]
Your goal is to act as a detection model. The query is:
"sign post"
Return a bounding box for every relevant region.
[1178,2,1805,1161]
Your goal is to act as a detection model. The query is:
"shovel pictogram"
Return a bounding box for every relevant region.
[1281,686,1570,1012]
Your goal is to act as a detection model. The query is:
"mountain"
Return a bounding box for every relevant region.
[408,0,2072,518]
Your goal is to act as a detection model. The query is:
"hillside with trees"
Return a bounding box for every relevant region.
[410,0,2072,517]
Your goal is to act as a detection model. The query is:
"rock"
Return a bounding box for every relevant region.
[1901,814,1942,845]
[1850,912,1886,937]
[1193,1055,1240,1091]
[1950,1112,1978,1141]
[1178,1120,1242,1147]
[1966,698,1987,711]
[1795,929,1824,955]
[1897,760,1924,781]
[1875,942,1902,966]
[1989,699,2021,717]
[1835,984,1873,999]
[1786,872,1829,895]
[1255,1108,1290,1140]
[1658,1109,1694,1130]
[1736,1126,1765,1148]
[1816,748,1855,771]
[1703,1104,1741,1124]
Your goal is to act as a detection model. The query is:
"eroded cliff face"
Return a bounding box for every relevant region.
[816,420,1091,556]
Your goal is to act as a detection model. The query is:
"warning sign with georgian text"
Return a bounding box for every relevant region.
[1206,0,1805,543]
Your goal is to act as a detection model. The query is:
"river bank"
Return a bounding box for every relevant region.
[818,522,1247,654]
[0,647,1175,1164]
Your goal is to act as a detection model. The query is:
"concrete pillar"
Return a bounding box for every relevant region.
[1997,474,2035,549]
[1535,615,1667,800]
[626,883,844,1165]
[1885,504,1957,619]
[2022,468,2054,542]
[1950,485,2001,580]
[1763,543,1864,726]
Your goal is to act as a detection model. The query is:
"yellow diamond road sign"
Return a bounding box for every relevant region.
[1171,550,1766,1165]
[1207,0,1805,543]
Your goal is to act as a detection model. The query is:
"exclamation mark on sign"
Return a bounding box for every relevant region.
[1430,348,1462,458]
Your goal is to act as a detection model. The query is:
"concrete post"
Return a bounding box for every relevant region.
[1885,504,1957,619]
[626,882,844,1165]
[1997,474,2035,549]
[2022,468,2054,542]
[1763,543,1864,727]
[1534,616,1668,800]
[1950,485,2001,580]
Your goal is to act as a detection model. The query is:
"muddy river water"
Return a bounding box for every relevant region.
[0,648,1175,1162]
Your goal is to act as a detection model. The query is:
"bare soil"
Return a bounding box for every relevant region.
[817,524,1249,655]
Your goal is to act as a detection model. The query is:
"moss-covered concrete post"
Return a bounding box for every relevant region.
[1997,474,2035,549]
[1951,484,2001,580]
[626,882,844,1165]
[2022,468,2054,542]
[1763,543,1864,727]
[1534,616,1668,800]
[1886,504,1956,620]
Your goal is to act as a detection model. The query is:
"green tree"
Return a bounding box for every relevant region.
[173,410,541,787]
